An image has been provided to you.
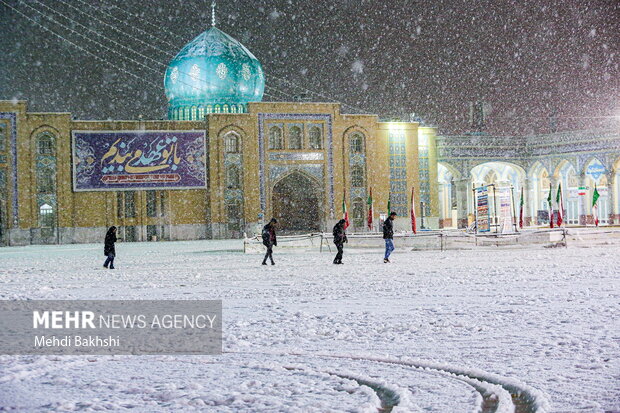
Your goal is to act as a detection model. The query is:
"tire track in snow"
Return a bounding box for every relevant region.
[231,350,552,413]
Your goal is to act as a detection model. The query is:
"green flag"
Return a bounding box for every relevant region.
[556,182,562,204]
[387,195,391,215]
[547,183,552,207]
[592,185,600,207]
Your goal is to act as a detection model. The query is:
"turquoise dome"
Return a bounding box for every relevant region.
[164,27,265,119]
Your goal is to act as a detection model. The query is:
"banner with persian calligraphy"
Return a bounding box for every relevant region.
[72,131,207,191]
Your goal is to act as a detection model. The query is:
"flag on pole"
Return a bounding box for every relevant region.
[410,187,417,234]
[547,183,554,228]
[367,187,373,230]
[556,182,563,227]
[387,195,391,216]
[592,184,600,227]
[342,191,350,229]
[519,186,524,229]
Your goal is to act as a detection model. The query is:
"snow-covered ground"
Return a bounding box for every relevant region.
[0,240,618,412]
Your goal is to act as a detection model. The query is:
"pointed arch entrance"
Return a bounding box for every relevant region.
[271,171,322,233]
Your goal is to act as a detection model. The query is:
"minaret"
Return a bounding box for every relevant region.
[211,1,216,27]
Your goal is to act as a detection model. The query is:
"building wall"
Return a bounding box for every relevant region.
[0,100,428,245]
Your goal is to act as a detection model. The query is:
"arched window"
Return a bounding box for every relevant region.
[39,203,54,228]
[224,133,239,153]
[227,165,240,189]
[198,105,205,120]
[352,198,364,227]
[350,133,364,153]
[309,126,322,149]
[289,126,302,149]
[191,105,197,120]
[223,104,229,113]
[214,104,221,114]
[269,126,283,150]
[231,105,237,114]
[184,106,190,120]
[206,105,213,114]
[351,165,364,187]
[38,133,54,155]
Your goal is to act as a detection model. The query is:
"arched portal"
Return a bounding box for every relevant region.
[470,162,525,227]
[271,172,322,233]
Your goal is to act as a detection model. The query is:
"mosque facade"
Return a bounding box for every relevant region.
[0,25,617,246]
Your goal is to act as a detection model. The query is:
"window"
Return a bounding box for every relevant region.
[125,225,137,242]
[269,126,283,150]
[350,133,364,153]
[227,201,242,232]
[214,105,221,114]
[117,192,123,218]
[0,124,5,151]
[352,198,364,227]
[159,191,166,217]
[146,191,157,217]
[184,107,190,120]
[198,105,205,120]
[223,104,229,113]
[124,191,136,218]
[38,134,54,155]
[147,224,157,241]
[288,126,302,149]
[351,165,364,187]
[37,168,55,193]
[39,203,54,227]
[309,126,322,149]
[224,133,239,153]
[227,165,240,189]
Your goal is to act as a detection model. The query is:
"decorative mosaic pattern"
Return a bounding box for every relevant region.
[388,129,408,216]
[269,164,323,183]
[0,113,17,225]
[222,134,244,225]
[258,113,333,216]
[269,152,323,161]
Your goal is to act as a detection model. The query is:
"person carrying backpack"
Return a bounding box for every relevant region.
[103,226,117,269]
[332,219,348,264]
[261,218,278,265]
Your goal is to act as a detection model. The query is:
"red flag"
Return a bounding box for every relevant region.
[367,187,373,230]
[411,187,417,234]
[519,186,524,229]
[556,183,563,227]
[342,191,350,229]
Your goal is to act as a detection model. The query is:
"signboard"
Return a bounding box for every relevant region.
[72,131,206,191]
[577,186,587,196]
[475,186,490,233]
[498,186,513,234]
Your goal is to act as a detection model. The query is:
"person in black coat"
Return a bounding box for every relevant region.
[103,226,117,269]
[261,218,278,265]
[383,212,397,263]
[332,219,348,264]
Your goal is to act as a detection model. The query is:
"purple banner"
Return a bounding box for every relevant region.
[72,131,206,191]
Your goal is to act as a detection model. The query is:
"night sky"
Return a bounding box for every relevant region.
[0,0,618,135]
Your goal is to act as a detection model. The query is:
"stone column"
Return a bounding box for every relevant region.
[455,177,470,229]
[523,178,532,226]
[606,172,616,224]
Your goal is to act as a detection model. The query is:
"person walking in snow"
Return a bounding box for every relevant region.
[261,218,278,265]
[332,219,348,264]
[103,226,117,269]
[383,212,397,263]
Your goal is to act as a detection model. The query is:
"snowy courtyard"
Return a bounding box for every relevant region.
[0,240,619,412]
